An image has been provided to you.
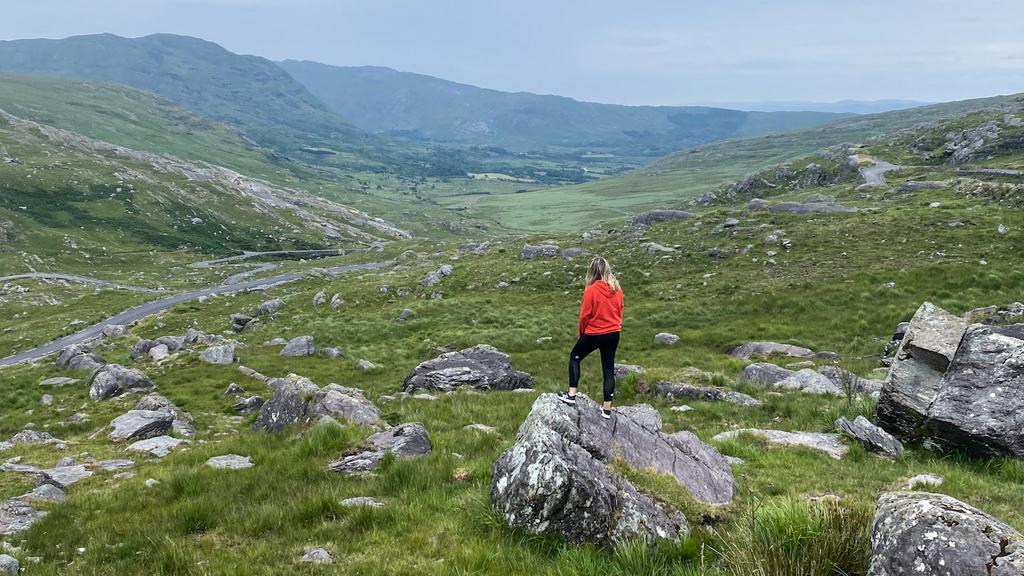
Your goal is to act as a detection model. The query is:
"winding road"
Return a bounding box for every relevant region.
[855,157,901,186]
[0,260,392,368]
[0,273,163,293]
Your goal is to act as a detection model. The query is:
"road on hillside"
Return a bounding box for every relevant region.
[0,260,392,368]
[0,273,162,293]
[857,159,901,186]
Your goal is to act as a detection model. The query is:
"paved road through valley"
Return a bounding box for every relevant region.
[0,260,392,368]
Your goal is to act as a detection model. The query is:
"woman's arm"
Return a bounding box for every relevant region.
[578,286,594,337]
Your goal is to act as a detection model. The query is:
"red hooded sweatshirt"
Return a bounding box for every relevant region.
[578,280,624,337]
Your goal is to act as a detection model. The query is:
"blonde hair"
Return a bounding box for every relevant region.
[586,257,620,292]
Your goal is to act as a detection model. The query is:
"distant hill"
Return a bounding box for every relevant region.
[707,100,931,114]
[0,34,427,172]
[277,61,847,157]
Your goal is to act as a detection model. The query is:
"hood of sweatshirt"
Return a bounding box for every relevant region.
[590,280,617,298]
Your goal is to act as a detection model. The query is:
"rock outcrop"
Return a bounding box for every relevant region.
[876,302,1024,457]
[876,302,968,443]
[328,423,431,474]
[280,336,316,357]
[133,393,196,437]
[401,345,533,392]
[712,429,848,459]
[88,364,156,401]
[491,394,735,547]
[738,362,794,386]
[867,492,1024,575]
[55,344,106,372]
[0,498,45,536]
[654,382,762,407]
[730,341,814,360]
[108,410,174,442]
[253,374,386,432]
[835,416,903,459]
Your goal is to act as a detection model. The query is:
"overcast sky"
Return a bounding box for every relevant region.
[2,0,1023,106]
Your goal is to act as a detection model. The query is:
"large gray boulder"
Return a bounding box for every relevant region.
[923,324,1024,457]
[253,375,386,432]
[490,394,734,547]
[200,344,237,365]
[868,492,1024,575]
[774,369,843,395]
[835,416,903,459]
[738,363,794,386]
[730,341,814,360]
[654,382,761,407]
[328,422,431,474]
[402,345,534,392]
[520,244,560,259]
[0,554,18,576]
[56,344,106,372]
[108,410,174,442]
[88,364,156,401]
[876,302,968,443]
[0,498,45,536]
[134,393,196,437]
[629,210,691,228]
[280,336,316,357]
[256,298,283,316]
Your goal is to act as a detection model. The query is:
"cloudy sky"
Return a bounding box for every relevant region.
[2,0,1023,106]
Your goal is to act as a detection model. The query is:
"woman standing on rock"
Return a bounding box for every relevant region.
[559,257,623,419]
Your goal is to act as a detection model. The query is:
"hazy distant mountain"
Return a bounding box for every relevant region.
[703,100,931,114]
[0,34,401,169]
[278,61,848,157]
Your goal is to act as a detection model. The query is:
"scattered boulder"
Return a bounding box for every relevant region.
[613,363,645,383]
[459,241,491,255]
[817,365,884,398]
[88,365,156,401]
[224,383,245,395]
[40,465,92,489]
[402,344,534,392]
[0,498,45,536]
[630,210,691,228]
[134,393,195,437]
[339,496,385,508]
[155,335,185,352]
[55,344,105,372]
[738,363,794,386]
[148,344,170,362]
[108,410,174,442]
[299,548,334,565]
[328,423,431,475]
[923,323,1024,457]
[280,336,315,357]
[6,430,62,447]
[253,375,386,432]
[101,324,128,338]
[653,333,679,346]
[905,474,944,490]
[876,302,968,443]
[230,314,254,332]
[319,347,344,359]
[491,394,734,546]
[312,290,327,306]
[712,429,848,460]
[256,298,283,316]
[39,376,78,387]
[867,492,1024,575]
[94,459,135,471]
[356,359,376,371]
[774,369,842,395]
[206,455,253,470]
[835,416,903,459]
[126,436,185,458]
[0,555,17,576]
[654,382,762,407]
[730,341,814,360]
[642,242,677,255]
[200,344,236,365]
[464,423,498,435]
[395,308,415,322]
[18,484,65,504]
[233,396,264,414]
[520,245,561,259]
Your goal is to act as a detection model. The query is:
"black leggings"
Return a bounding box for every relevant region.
[568,332,620,402]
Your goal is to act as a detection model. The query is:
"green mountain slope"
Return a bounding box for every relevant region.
[0,34,428,172]
[278,60,847,157]
[0,108,410,275]
[465,92,1024,231]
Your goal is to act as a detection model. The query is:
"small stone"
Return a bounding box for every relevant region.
[126,436,184,458]
[463,424,498,434]
[905,473,943,489]
[998,224,1008,235]
[339,496,385,508]
[319,347,345,359]
[653,332,679,346]
[670,405,693,413]
[223,383,245,396]
[355,359,375,371]
[299,547,334,565]
[40,395,53,406]
[256,298,283,316]
[205,455,253,469]
[145,478,160,488]
[395,308,415,322]
[39,377,78,387]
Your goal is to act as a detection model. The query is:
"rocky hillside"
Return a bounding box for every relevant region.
[1,89,1024,574]
[0,108,409,264]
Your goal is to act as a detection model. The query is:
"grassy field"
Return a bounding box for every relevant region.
[3,151,1024,573]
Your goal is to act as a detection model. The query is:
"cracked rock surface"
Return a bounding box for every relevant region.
[402,345,534,392]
